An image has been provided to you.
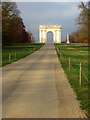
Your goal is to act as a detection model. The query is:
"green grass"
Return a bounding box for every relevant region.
[55,43,89,117]
[1,43,44,66]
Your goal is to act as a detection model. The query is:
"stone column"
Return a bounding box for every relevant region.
[55,30,57,43]
[41,30,44,43]
[53,30,61,43]
[53,31,56,43]
[57,30,61,43]
[39,30,42,43]
[43,30,46,43]
[55,30,60,43]
[59,29,61,43]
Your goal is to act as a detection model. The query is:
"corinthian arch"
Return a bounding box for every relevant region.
[39,25,62,43]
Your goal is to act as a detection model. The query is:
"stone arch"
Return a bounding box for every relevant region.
[39,25,62,43]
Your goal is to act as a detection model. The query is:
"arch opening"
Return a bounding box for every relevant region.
[46,32,53,43]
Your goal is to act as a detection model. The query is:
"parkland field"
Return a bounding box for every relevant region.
[55,43,89,116]
[2,43,44,66]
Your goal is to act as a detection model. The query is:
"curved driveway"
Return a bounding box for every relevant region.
[2,44,86,118]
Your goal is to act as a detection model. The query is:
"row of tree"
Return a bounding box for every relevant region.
[2,2,34,44]
[69,1,90,43]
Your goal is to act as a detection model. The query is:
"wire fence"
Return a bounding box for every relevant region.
[82,69,88,82]
[3,47,37,64]
[56,47,88,86]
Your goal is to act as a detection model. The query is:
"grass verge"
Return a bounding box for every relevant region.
[55,43,89,117]
[2,43,44,66]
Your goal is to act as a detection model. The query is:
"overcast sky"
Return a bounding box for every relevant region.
[16,2,81,42]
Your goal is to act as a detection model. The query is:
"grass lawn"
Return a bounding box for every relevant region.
[55,43,89,117]
[1,43,44,66]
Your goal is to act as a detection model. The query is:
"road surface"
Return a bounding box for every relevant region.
[2,44,86,118]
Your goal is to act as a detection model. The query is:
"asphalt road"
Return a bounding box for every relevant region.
[2,44,86,118]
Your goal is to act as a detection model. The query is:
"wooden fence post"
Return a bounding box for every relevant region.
[69,57,70,72]
[80,62,82,86]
